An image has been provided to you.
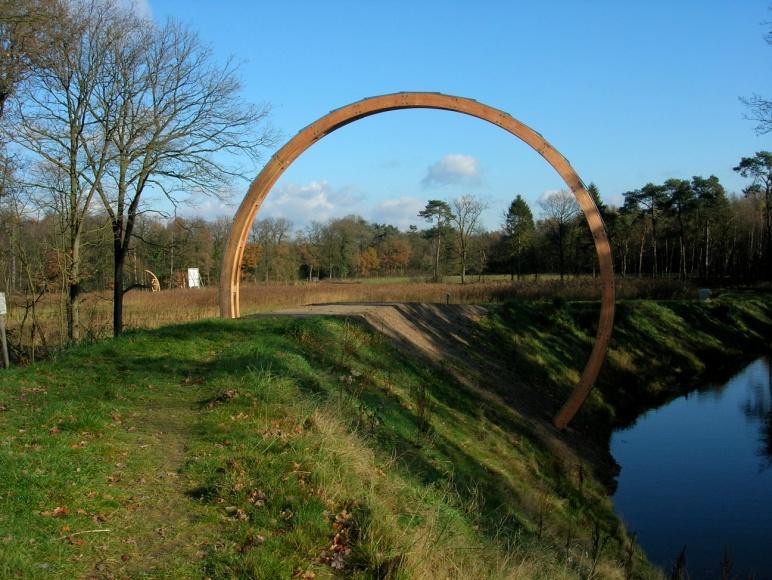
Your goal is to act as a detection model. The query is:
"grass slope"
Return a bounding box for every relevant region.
[482,292,772,436]
[1,293,770,578]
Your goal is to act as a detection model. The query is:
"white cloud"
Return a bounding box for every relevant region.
[422,154,481,188]
[261,180,365,228]
[538,188,564,204]
[179,198,235,220]
[372,196,425,230]
[607,192,624,208]
[121,0,152,19]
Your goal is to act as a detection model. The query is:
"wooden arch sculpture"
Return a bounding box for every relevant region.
[218,92,615,429]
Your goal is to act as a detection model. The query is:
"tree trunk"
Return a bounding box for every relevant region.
[704,221,710,279]
[622,240,628,278]
[434,232,441,282]
[766,184,772,279]
[651,213,658,277]
[113,242,125,336]
[66,238,81,342]
[558,224,565,283]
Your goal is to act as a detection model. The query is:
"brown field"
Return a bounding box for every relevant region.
[4,276,692,361]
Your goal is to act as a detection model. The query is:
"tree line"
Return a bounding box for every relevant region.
[2,2,771,346]
[505,159,772,284]
[2,156,770,327]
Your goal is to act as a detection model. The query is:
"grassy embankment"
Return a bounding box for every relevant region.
[5,276,686,360]
[511,293,772,435]
[0,293,769,578]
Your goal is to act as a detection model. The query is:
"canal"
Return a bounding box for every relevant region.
[611,356,772,578]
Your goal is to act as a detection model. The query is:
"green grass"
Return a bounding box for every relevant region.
[1,293,770,578]
[478,292,772,439]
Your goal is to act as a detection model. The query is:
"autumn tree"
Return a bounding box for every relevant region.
[355,247,380,277]
[379,237,411,274]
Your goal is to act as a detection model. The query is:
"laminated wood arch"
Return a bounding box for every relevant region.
[218,92,615,429]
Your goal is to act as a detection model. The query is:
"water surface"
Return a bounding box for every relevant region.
[611,357,772,578]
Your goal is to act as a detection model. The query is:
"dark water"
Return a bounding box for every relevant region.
[611,357,772,579]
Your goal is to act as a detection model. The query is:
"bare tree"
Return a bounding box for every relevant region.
[741,21,772,135]
[540,190,579,282]
[87,10,275,335]
[450,195,486,283]
[742,94,772,136]
[4,0,120,342]
[249,217,293,282]
[0,0,65,120]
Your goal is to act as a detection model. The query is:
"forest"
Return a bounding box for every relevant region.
[2,165,771,295]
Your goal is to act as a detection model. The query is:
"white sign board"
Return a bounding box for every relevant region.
[0,292,6,316]
[187,268,202,288]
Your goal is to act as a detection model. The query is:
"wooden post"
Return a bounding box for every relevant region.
[0,292,8,368]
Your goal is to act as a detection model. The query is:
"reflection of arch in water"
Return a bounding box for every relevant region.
[218,92,615,429]
[144,269,161,293]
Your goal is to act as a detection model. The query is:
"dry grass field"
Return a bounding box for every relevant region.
[5,276,691,361]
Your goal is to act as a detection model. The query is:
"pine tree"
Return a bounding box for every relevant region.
[504,195,534,280]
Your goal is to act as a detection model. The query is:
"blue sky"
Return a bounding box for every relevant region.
[144,0,772,230]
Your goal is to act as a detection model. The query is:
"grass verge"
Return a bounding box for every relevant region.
[1,293,770,578]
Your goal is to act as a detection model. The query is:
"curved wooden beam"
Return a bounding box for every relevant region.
[218,92,615,429]
[144,269,161,293]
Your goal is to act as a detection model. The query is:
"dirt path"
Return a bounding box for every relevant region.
[100,393,213,577]
[263,302,489,363]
